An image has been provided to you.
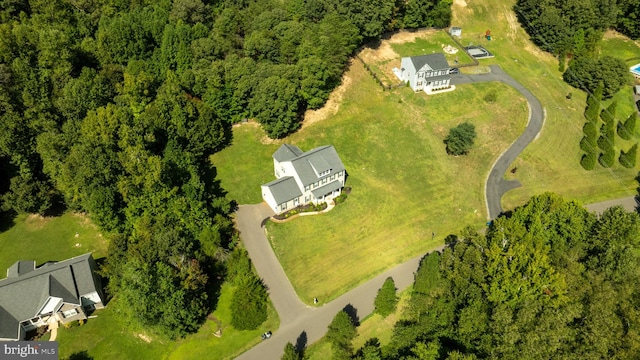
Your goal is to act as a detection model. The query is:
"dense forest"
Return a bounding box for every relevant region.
[515,0,636,97]
[0,0,452,337]
[338,194,640,359]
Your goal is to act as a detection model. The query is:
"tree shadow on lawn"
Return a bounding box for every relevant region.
[66,350,94,360]
[0,210,15,233]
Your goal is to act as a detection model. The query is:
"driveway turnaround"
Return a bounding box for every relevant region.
[451,65,545,219]
[235,204,444,359]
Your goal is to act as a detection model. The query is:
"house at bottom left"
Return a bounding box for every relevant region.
[0,252,105,341]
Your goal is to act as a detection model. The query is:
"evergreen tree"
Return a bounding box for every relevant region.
[598,133,612,151]
[619,144,637,168]
[374,277,398,317]
[594,82,604,102]
[230,271,268,330]
[327,310,356,359]
[282,342,301,360]
[600,100,617,125]
[581,151,597,170]
[618,112,637,140]
[583,121,597,138]
[599,149,616,168]
[585,93,600,123]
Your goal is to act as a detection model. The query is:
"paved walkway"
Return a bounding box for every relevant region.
[235,204,444,359]
[47,318,58,341]
[451,66,545,220]
[586,196,638,214]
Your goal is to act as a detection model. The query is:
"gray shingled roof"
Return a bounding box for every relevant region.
[0,305,19,339]
[0,253,100,340]
[273,144,303,162]
[410,53,449,72]
[311,180,343,198]
[290,146,346,186]
[263,176,303,204]
[7,260,35,278]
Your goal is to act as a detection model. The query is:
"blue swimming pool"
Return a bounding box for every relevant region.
[631,64,640,75]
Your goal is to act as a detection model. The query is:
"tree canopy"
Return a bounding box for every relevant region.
[563,56,630,99]
[0,0,453,336]
[358,193,640,359]
[444,122,476,155]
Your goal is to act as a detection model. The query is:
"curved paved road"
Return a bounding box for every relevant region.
[451,65,545,219]
[236,204,444,359]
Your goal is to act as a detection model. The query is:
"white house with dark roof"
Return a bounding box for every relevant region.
[261,144,346,214]
[0,253,104,341]
[395,53,452,93]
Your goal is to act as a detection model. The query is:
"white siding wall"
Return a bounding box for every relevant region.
[261,185,279,213]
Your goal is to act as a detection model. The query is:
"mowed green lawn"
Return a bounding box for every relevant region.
[0,212,107,278]
[56,283,279,360]
[446,0,640,209]
[390,31,475,65]
[211,125,280,205]
[219,60,527,303]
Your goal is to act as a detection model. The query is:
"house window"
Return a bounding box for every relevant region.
[315,182,319,188]
[281,166,285,174]
[322,177,327,184]
[281,203,287,211]
[417,81,423,87]
[317,169,330,177]
[305,185,310,191]
[305,196,310,202]
[63,309,78,318]
[294,198,299,206]
[330,175,335,181]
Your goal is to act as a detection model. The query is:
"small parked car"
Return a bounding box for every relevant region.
[449,68,460,75]
[261,331,272,340]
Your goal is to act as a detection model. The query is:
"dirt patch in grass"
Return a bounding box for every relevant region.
[137,333,152,343]
[301,63,354,130]
[505,11,519,40]
[25,214,52,230]
[453,0,467,7]
[604,29,639,43]
[359,29,439,65]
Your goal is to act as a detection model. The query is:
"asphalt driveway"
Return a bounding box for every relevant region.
[451,65,545,219]
[235,204,444,359]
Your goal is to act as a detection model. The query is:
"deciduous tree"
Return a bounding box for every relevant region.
[444,122,476,155]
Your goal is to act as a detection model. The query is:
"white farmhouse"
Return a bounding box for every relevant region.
[395,53,452,93]
[0,253,105,341]
[261,144,346,214]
